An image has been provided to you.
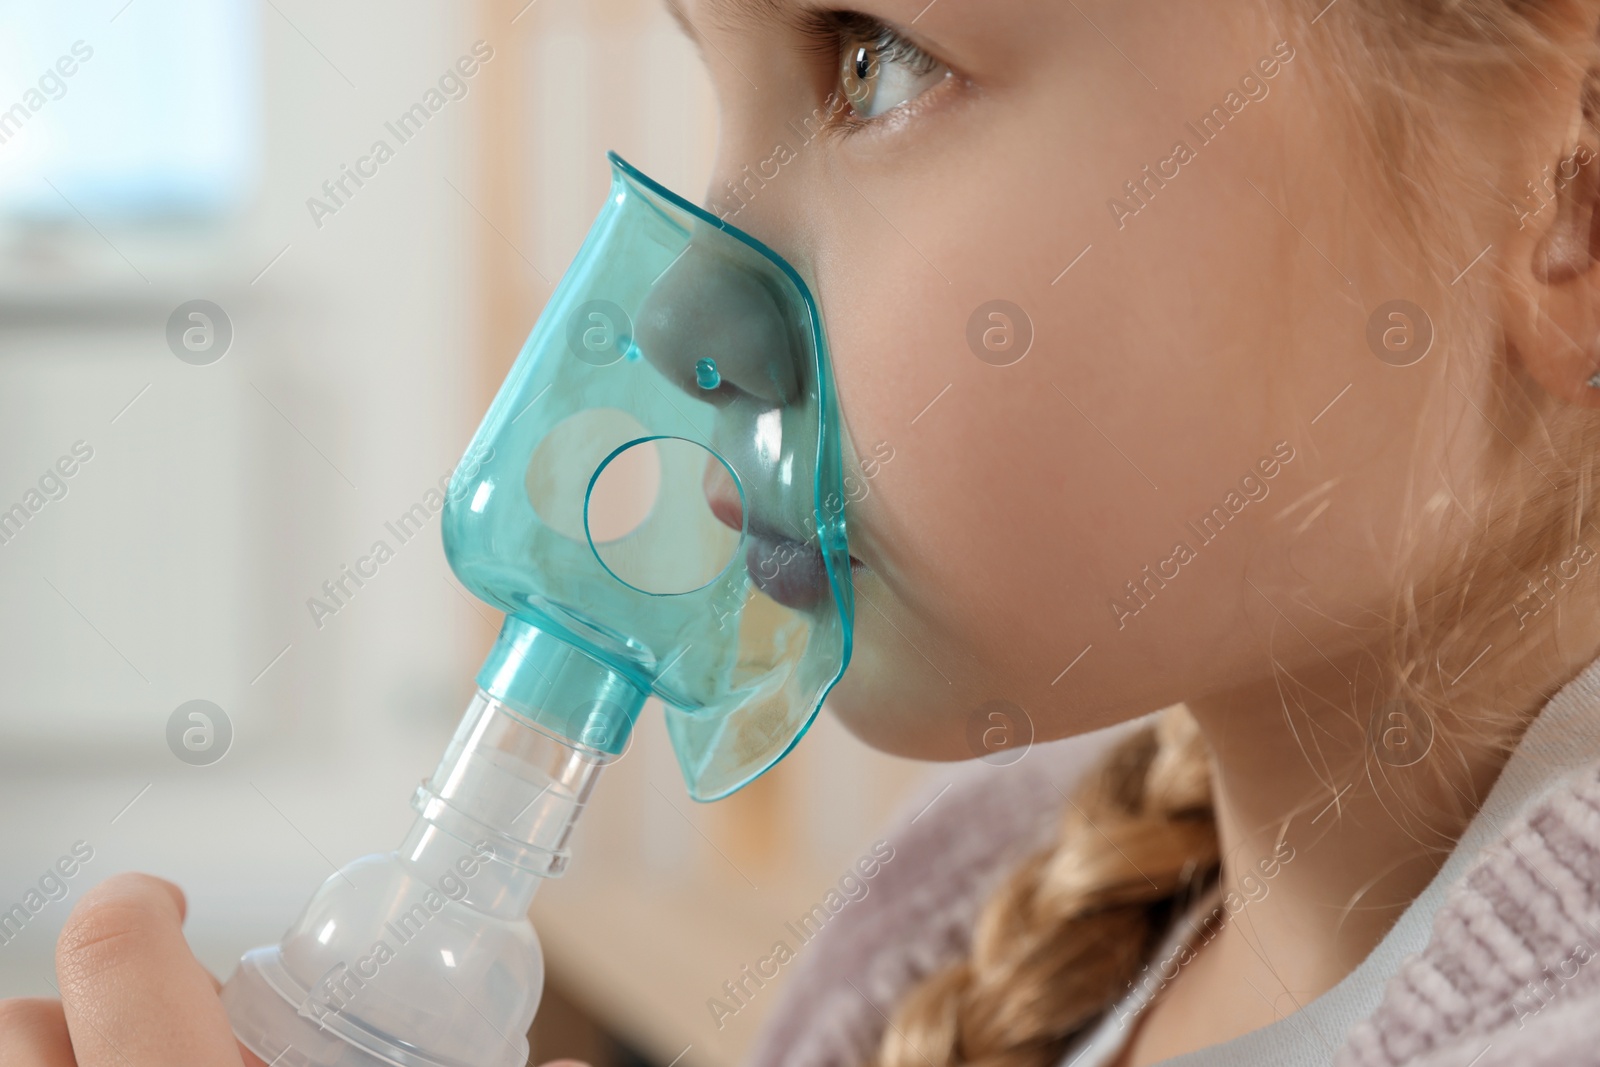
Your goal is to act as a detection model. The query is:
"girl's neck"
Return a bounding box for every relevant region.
[1120,623,1600,1065]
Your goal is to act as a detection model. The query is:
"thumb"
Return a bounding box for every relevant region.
[55,872,259,1067]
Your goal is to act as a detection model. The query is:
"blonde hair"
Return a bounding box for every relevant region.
[874,2,1600,1064]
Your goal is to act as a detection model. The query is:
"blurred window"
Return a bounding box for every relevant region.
[0,0,257,220]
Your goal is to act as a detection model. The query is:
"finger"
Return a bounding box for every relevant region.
[199,968,252,1061]
[0,998,75,1065]
[55,872,245,1067]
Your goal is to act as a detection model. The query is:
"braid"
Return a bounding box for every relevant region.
[874,707,1219,1067]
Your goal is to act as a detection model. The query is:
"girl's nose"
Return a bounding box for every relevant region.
[635,238,803,408]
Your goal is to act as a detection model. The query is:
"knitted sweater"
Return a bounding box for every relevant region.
[746,653,1600,1067]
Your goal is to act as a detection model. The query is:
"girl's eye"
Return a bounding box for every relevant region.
[836,16,949,121]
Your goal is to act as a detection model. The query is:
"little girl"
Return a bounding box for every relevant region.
[12,1,1600,1065]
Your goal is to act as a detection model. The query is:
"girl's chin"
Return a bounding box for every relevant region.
[826,685,976,763]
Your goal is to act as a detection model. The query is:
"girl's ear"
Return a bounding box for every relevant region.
[1502,35,1600,409]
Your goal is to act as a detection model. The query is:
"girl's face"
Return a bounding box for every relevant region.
[676,0,1504,759]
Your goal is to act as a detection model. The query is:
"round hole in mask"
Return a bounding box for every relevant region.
[526,408,660,543]
[586,436,744,596]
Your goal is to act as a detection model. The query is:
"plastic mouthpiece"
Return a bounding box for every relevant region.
[221,628,648,1067]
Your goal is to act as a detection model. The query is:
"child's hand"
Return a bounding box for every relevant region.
[0,872,595,1067]
[0,872,266,1065]
[0,873,589,1067]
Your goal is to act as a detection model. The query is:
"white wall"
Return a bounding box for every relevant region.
[0,0,487,991]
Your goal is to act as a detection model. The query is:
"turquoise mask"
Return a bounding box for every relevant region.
[221,156,858,1067]
[443,151,855,800]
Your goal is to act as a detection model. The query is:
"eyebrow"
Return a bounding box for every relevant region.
[661,0,800,40]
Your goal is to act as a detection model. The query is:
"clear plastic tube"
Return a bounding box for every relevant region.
[221,677,640,1067]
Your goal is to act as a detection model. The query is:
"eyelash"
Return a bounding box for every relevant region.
[796,10,943,135]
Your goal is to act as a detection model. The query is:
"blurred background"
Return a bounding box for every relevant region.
[0,1,936,1063]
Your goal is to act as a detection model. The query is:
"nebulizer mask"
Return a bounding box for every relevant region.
[219,153,855,1067]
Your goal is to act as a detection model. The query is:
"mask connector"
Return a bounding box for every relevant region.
[221,642,645,1067]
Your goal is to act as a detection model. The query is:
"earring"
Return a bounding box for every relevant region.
[1589,371,1600,389]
